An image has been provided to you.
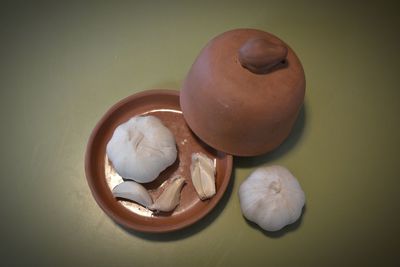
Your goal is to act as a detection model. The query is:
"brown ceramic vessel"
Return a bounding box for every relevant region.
[180,29,305,156]
[85,90,232,232]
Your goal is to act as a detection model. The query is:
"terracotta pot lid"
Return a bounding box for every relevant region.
[180,29,305,156]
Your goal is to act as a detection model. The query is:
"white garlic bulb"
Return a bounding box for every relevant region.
[190,152,216,200]
[149,176,186,212]
[112,181,153,208]
[106,115,177,183]
[239,165,305,232]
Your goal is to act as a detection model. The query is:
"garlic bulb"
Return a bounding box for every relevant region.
[112,181,153,208]
[190,152,216,200]
[106,115,177,183]
[149,176,186,212]
[239,165,305,231]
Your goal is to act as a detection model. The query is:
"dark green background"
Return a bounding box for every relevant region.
[1,1,399,266]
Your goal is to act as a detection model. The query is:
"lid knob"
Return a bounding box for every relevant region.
[238,38,288,74]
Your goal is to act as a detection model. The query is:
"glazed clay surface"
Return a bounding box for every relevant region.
[180,29,305,156]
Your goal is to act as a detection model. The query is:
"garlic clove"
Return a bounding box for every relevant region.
[238,165,305,232]
[149,176,186,212]
[112,181,153,208]
[190,152,216,200]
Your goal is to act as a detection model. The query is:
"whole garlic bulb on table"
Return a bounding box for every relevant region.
[239,165,305,231]
[106,115,177,183]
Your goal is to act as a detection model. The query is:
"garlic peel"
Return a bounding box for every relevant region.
[149,176,186,212]
[112,181,153,208]
[106,115,177,183]
[239,165,305,232]
[190,152,216,200]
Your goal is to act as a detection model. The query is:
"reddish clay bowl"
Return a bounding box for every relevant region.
[85,89,233,233]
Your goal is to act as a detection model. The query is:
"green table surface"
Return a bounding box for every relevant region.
[1,1,399,266]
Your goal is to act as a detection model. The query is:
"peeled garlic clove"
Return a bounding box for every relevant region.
[112,181,153,207]
[238,165,305,232]
[149,176,186,212]
[106,115,177,183]
[190,152,216,200]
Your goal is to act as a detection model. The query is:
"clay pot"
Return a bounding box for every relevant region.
[180,29,305,156]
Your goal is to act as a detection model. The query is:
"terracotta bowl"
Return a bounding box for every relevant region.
[85,90,233,233]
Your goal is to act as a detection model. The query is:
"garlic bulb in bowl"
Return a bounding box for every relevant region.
[239,165,305,232]
[106,115,177,183]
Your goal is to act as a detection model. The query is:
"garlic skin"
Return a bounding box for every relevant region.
[112,181,153,208]
[190,152,216,200]
[106,116,177,183]
[239,165,305,232]
[149,176,186,212]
